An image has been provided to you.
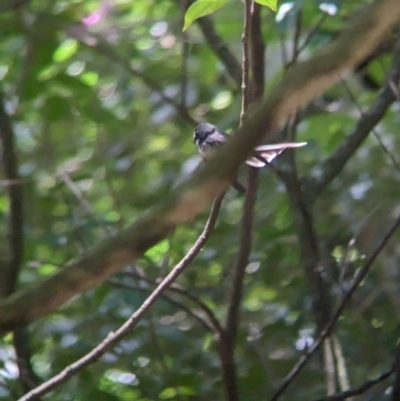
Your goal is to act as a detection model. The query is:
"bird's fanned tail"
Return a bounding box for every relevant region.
[246,142,307,168]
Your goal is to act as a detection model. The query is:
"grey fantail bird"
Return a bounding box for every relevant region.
[193,122,307,193]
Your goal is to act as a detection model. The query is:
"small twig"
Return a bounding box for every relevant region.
[18,194,225,401]
[296,14,328,56]
[110,273,224,334]
[312,366,394,401]
[270,212,400,401]
[122,270,224,334]
[108,279,214,332]
[341,79,400,171]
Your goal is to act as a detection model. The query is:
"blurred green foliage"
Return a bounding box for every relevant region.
[1,0,400,400]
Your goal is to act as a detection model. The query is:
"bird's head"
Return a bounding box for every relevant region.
[193,123,216,147]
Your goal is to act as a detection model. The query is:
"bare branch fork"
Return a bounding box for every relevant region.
[17,195,225,401]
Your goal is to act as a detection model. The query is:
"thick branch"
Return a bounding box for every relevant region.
[0,92,40,392]
[0,0,399,335]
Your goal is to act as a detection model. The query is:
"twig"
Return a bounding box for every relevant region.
[270,212,400,401]
[17,194,225,401]
[341,79,400,171]
[121,270,224,334]
[312,366,394,401]
[108,279,214,332]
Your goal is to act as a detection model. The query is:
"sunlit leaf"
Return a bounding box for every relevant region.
[183,0,230,31]
[255,0,277,10]
[80,71,99,86]
[53,39,79,62]
[145,239,169,263]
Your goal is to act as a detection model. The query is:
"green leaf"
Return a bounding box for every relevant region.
[255,0,277,10]
[183,0,230,31]
[144,239,169,263]
[53,39,79,62]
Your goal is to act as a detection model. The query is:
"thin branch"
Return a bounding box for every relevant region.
[115,271,224,334]
[304,43,400,202]
[17,195,224,401]
[270,212,400,401]
[341,79,400,171]
[312,366,394,401]
[222,2,261,400]
[108,279,214,332]
[1,0,399,334]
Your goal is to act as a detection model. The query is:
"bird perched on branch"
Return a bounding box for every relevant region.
[193,122,307,193]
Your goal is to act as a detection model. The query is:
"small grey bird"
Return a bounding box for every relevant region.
[193,122,307,192]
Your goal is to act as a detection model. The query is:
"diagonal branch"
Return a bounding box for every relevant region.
[17,194,224,401]
[108,279,215,333]
[312,366,394,401]
[0,0,399,335]
[118,270,224,334]
[270,212,400,401]
[304,43,400,202]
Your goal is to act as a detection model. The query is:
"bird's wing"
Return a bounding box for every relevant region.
[204,130,228,149]
[246,142,307,168]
